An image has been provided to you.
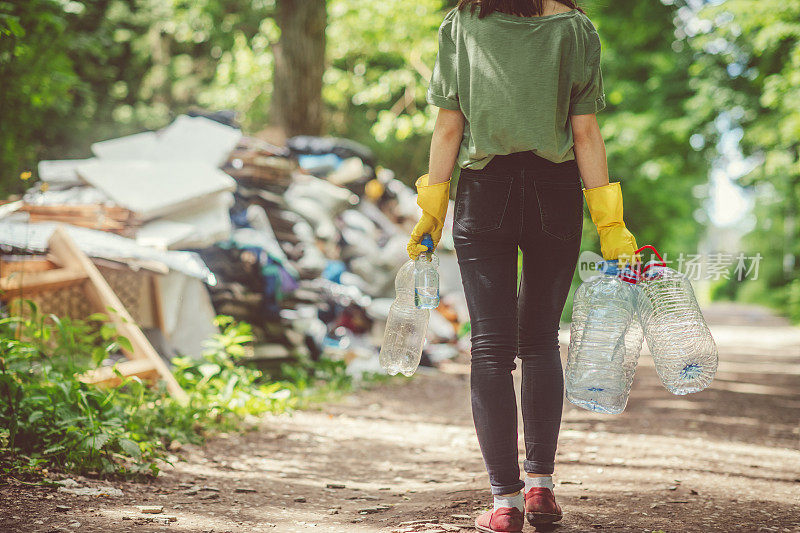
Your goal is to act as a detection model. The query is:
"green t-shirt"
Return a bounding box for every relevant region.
[426,7,606,170]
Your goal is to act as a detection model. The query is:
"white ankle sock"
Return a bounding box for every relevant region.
[493,492,524,513]
[524,475,554,492]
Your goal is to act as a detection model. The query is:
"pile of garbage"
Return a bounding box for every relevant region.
[0,112,469,377]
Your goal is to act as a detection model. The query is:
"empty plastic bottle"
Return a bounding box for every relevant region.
[379,260,430,376]
[414,234,440,309]
[636,265,718,394]
[566,261,644,414]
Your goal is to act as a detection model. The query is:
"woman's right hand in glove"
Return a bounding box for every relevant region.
[407,174,451,260]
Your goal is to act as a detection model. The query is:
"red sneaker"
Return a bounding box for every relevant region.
[524,487,563,525]
[474,506,524,533]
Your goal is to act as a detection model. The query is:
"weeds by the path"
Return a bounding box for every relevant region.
[0,302,366,481]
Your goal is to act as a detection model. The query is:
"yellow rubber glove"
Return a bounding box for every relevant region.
[583,181,639,268]
[407,174,451,260]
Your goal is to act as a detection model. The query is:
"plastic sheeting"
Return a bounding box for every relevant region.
[157,270,220,358]
[0,221,215,283]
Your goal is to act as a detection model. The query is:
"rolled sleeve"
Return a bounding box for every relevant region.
[426,11,460,110]
[570,32,606,115]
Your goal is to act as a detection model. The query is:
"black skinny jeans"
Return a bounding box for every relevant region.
[453,151,583,496]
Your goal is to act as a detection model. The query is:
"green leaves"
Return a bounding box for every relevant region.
[117,438,141,461]
[687,0,800,317]
[83,432,110,451]
[1,304,359,480]
[0,306,169,478]
[0,14,25,37]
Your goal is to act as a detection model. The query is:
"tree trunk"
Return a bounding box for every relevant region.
[270,0,326,137]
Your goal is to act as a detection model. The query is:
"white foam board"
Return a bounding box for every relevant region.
[38,158,97,183]
[149,115,241,167]
[137,191,234,249]
[76,160,236,220]
[91,131,159,160]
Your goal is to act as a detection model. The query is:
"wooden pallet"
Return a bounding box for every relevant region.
[0,225,188,402]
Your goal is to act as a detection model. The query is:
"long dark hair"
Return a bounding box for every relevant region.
[456,0,583,18]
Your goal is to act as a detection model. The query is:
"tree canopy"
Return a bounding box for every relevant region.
[2,0,798,316]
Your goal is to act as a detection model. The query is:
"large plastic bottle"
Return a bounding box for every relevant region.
[566,261,644,414]
[636,265,718,394]
[414,234,440,309]
[379,260,430,376]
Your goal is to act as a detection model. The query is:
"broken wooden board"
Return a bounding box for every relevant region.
[0,255,59,274]
[80,359,159,388]
[47,225,188,402]
[18,204,139,235]
[0,268,87,299]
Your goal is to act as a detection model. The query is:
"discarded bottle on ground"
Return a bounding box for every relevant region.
[380,259,430,376]
[414,233,440,309]
[637,265,718,394]
[566,261,644,414]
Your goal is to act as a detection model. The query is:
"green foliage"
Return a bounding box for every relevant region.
[1,0,715,254]
[586,0,710,255]
[0,305,355,480]
[172,315,354,430]
[689,0,800,320]
[0,0,78,196]
[0,0,275,194]
[0,304,167,478]
[7,0,800,314]
[0,0,448,189]
[324,0,445,178]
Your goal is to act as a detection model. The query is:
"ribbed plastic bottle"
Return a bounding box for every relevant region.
[379,259,430,376]
[414,234,440,309]
[566,261,644,414]
[636,265,718,394]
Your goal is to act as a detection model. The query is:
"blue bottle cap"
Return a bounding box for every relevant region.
[421,233,434,252]
[596,259,628,276]
[596,259,617,275]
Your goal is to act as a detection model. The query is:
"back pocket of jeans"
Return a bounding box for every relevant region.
[454,172,513,233]
[533,180,583,240]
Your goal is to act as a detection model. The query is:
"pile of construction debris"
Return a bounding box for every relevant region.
[0,113,469,385]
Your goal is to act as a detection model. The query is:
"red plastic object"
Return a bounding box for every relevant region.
[615,245,666,284]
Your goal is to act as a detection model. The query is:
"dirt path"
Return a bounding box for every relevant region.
[2,303,799,532]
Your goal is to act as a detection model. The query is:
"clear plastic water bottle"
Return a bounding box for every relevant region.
[379,260,430,376]
[414,233,440,309]
[566,261,644,414]
[636,265,718,394]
